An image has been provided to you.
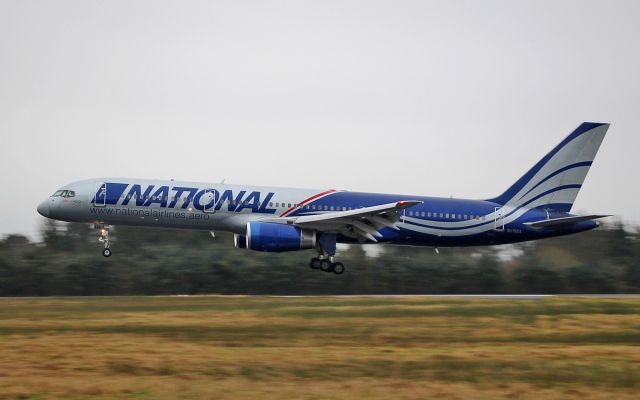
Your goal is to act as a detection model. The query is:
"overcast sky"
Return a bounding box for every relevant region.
[1,0,639,239]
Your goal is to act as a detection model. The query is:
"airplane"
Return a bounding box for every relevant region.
[37,122,610,275]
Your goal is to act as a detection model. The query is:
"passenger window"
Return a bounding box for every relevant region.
[445,213,449,218]
[288,203,291,208]
[269,202,273,207]
[421,211,425,217]
[427,212,431,217]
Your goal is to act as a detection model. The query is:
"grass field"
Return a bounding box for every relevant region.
[0,296,639,399]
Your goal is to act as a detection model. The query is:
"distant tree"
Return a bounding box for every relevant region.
[623,259,640,292]
[567,263,620,293]
[512,257,566,294]
[470,255,505,294]
[0,220,638,296]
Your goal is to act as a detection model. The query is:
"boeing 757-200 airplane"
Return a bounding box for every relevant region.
[37,122,610,274]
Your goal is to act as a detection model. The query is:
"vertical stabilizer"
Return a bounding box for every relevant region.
[487,122,609,212]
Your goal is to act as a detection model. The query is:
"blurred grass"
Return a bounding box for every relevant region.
[0,296,639,399]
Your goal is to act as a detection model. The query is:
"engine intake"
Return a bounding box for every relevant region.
[246,221,316,252]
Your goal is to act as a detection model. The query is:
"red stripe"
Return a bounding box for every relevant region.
[279,189,336,217]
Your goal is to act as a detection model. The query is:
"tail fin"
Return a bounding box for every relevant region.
[487,122,609,212]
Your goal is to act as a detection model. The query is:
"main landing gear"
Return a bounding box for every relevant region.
[309,234,344,274]
[309,257,345,275]
[96,224,112,257]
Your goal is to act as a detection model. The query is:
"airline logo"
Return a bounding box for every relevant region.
[93,183,278,214]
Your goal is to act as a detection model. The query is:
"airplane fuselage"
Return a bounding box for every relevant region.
[38,177,597,248]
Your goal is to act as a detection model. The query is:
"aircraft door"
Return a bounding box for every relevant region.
[202,189,218,214]
[494,207,504,231]
[94,182,107,207]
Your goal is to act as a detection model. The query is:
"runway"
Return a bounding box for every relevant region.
[231,294,640,300]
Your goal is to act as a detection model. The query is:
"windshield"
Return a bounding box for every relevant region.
[51,190,75,198]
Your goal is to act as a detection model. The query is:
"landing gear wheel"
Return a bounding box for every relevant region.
[320,259,333,272]
[102,248,112,258]
[310,258,321,269]
[331,262,345,275]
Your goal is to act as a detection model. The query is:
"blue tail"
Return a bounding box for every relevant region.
[487,122,609,213]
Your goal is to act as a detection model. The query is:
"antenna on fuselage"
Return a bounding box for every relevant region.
[221,178,226,185]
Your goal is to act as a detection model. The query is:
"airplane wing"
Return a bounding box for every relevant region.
[289,200,422,242]
[524,214,610,228]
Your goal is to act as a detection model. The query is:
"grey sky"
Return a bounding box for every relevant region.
[1,0,639,239]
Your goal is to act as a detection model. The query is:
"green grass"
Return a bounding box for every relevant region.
[0,296,639,399]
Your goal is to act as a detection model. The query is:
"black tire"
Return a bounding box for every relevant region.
[319,259,333,272]
[102,248,112,258]
[310,258,321,269]
[332,262,345,274]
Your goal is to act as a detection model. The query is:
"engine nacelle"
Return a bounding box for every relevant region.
[246,221,316,252]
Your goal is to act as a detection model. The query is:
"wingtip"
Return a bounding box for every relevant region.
[396,200,423,208]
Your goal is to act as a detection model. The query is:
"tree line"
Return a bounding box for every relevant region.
[0,219,639,295]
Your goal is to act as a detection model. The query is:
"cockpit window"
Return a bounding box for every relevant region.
[51,190,75,198]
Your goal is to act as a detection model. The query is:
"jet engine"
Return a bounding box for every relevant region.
[235,221,316,252]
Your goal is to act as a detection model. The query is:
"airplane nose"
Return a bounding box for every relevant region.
[37,200,50,218]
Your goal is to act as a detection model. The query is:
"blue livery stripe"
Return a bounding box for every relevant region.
[517,161,592,201]
[404,184,582,231]
[487,122,605,205]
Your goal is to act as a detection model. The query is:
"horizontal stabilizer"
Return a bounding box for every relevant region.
[524,215,610,228]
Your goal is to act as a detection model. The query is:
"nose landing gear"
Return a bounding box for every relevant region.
[96,224,112,257]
